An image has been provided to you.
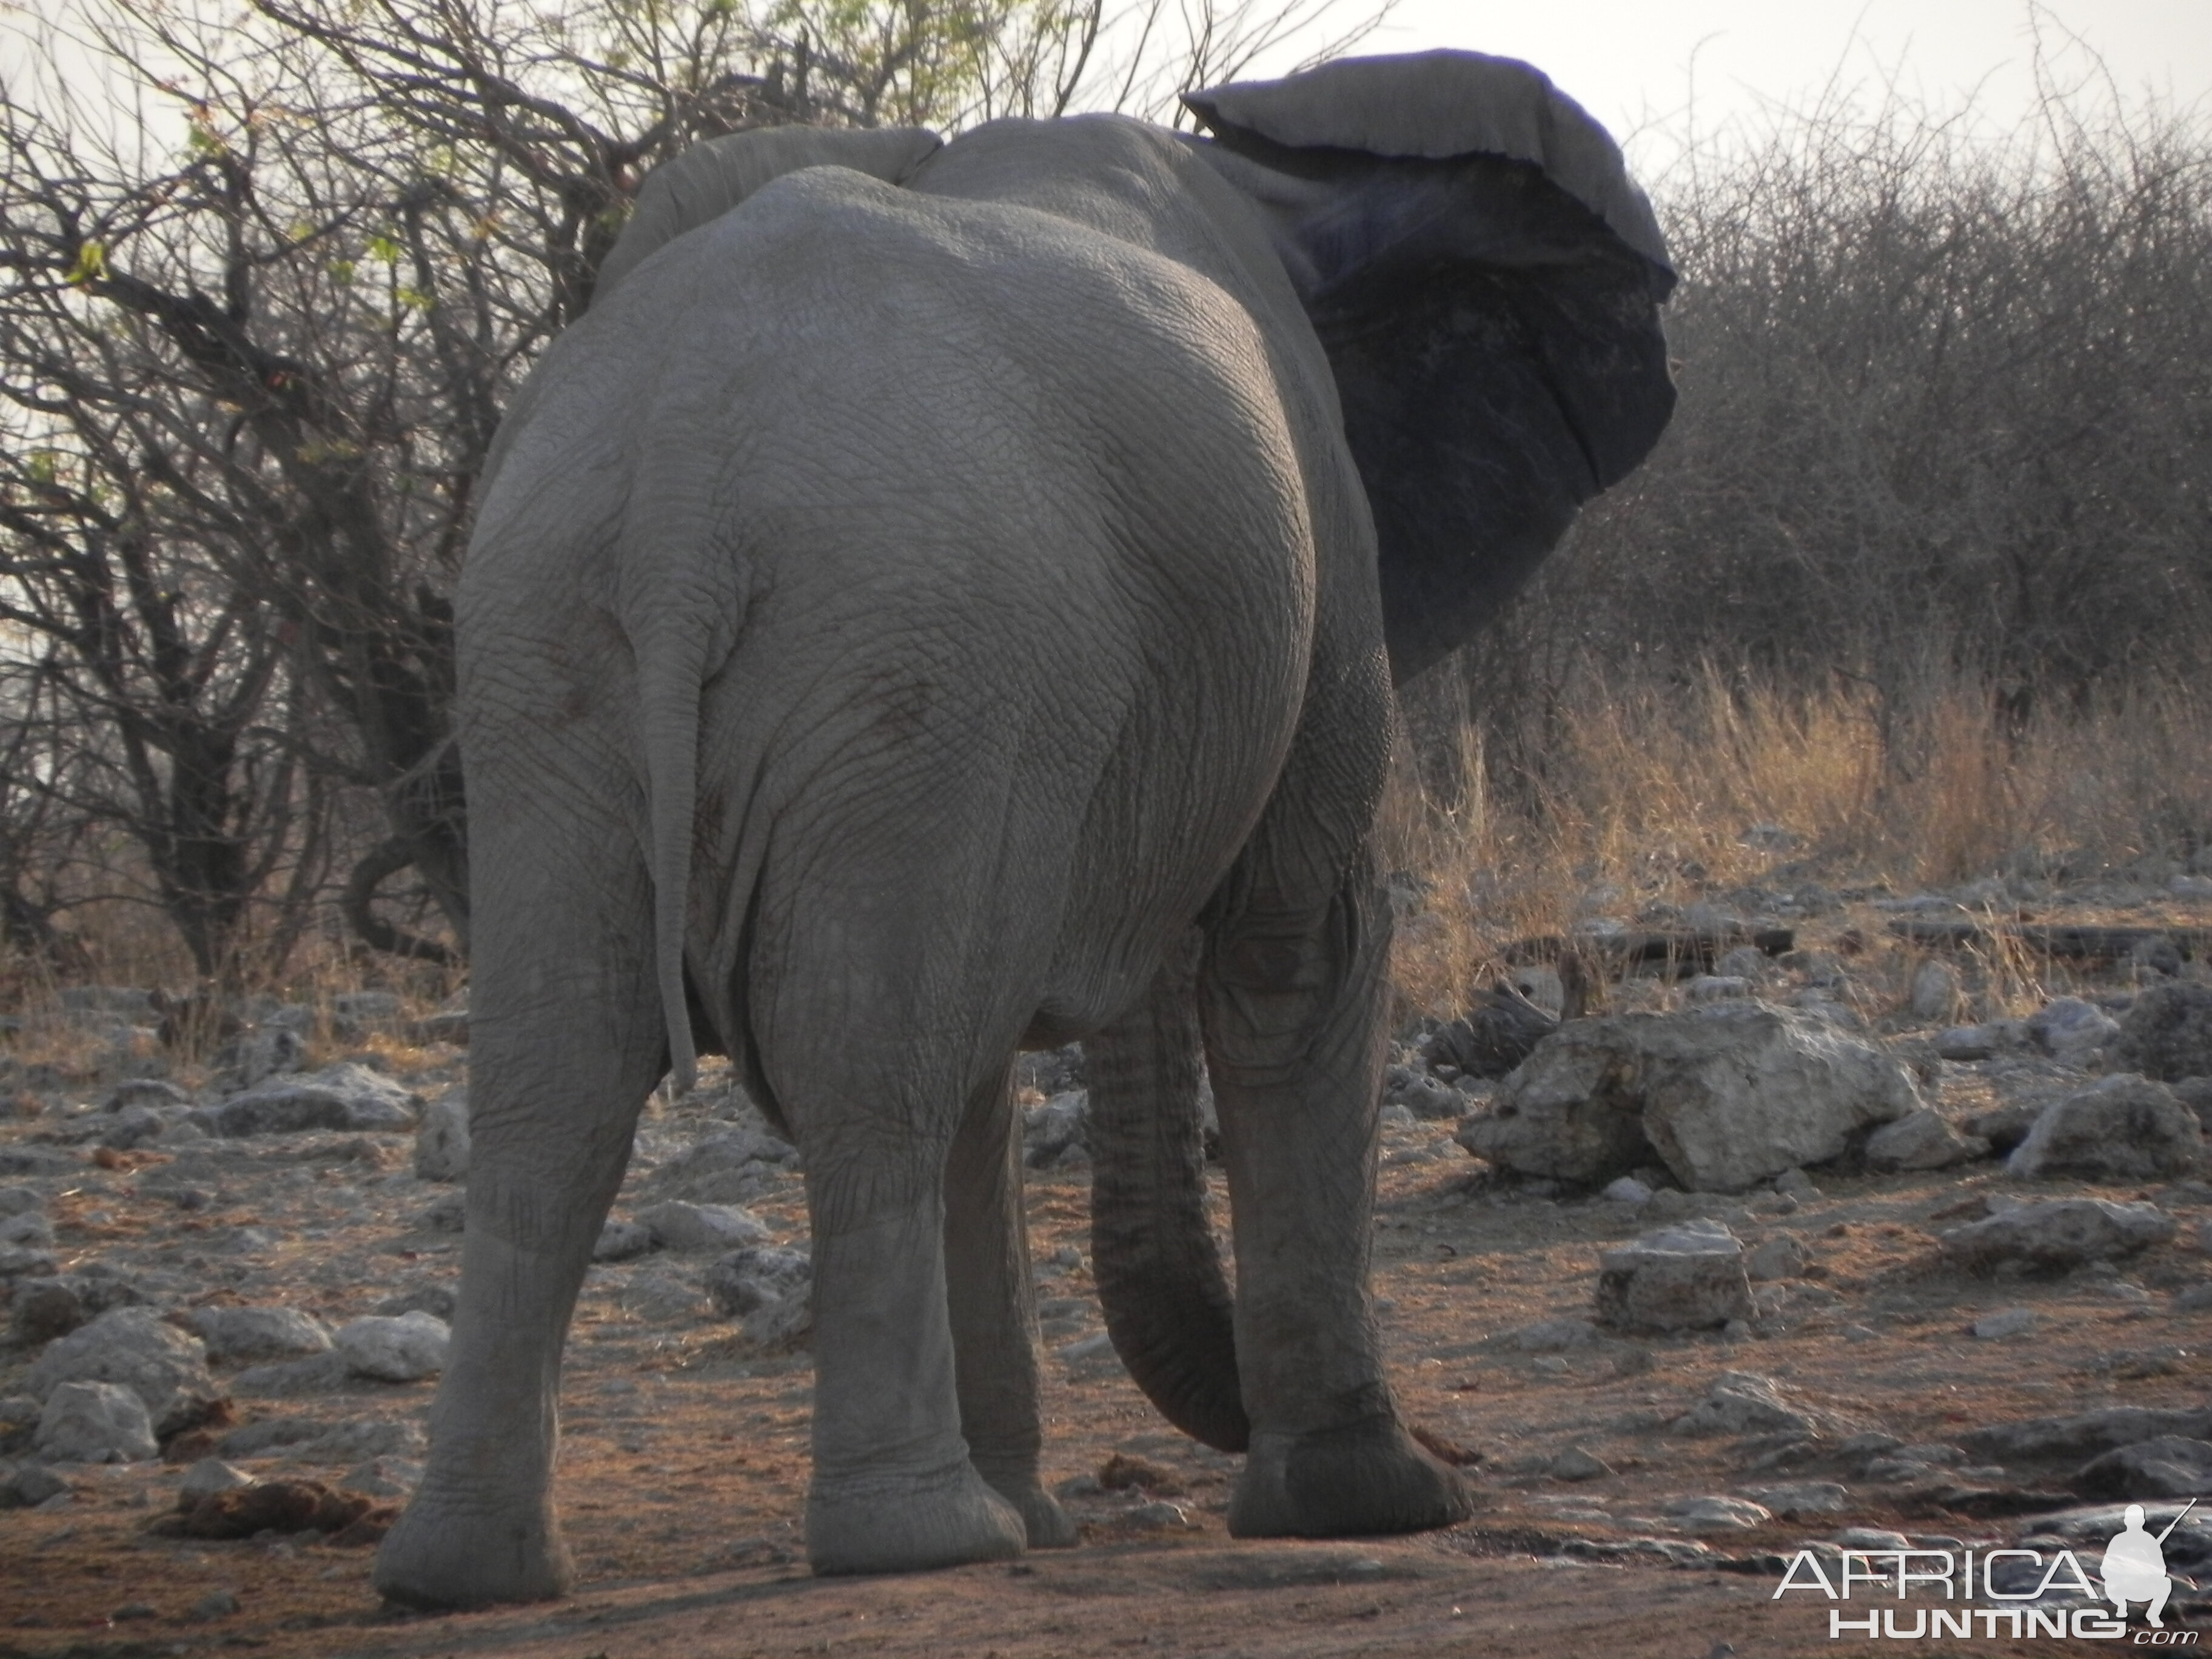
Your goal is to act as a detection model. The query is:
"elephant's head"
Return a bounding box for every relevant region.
[1181,50,1677,682]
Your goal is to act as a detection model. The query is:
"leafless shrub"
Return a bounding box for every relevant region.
[1457,78,2212,800]
[0,0,1389,984]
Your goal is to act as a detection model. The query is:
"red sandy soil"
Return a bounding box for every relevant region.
[5,899,2210,1657]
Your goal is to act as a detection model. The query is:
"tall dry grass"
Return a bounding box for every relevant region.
[14,662,2206,1030]
[1382,660,2212,1019]
[0,891,461,1042]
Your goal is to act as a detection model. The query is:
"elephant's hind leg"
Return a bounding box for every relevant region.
[944,1064,1078,1547]
[800,1165,1030,1573]
[782,1054,1026,1572]
[373,809,666,1609]
[750,736,1057,1572]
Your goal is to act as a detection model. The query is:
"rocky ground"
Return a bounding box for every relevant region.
[4,862,2212,1658]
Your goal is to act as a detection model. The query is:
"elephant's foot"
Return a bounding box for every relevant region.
[372,1487,573,1610]
[1228,1418,1472,1538]
[977,1467,1080,1549]
[808,1458,1028,1574]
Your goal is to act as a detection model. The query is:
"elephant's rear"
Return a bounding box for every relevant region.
[474,175,1343,1571]
[467,164,1328,1143]
[708,172,1330,1134]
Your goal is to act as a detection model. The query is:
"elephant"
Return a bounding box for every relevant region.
[372,48,1675,1608]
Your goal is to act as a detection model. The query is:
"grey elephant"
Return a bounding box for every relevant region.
[373,49,1675,1607]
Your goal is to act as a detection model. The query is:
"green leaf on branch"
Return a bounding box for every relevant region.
[65,241,108,287]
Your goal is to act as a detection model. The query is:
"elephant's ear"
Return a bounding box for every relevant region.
[1185,52,1677,682]
[595,125,943,302]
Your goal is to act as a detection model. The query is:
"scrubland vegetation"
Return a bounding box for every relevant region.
[2,2,2208,1012]
[1383,665,2212,1018]
[1386,69,2212,1015]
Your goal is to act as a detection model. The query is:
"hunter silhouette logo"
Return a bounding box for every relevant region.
[2104,1500,2196,1629]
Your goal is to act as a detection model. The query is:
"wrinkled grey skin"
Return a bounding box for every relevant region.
[374,50,1675,1607]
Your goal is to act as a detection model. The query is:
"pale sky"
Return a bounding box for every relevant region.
[1260,0,2212,165]
[4,0,2206,167]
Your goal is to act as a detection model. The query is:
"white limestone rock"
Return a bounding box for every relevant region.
[2076,1436,2212,1500]
[1,1463,73,1507]
[1672,1371,1819,1436]
[1663,1493,1773,1533]
[1509,1316,1599,1352]
[1865,1108,1988,1172]
[1549,1446,1613,1481]
[740,1291,814,1352]
[2114,982,2212,1082]
[2025,997,2120,1067]
[24,1308,220,1437]
[1908,959,1962,1022]
[227,1352,353,1397]
[181,1306,333,1366]
[1022,1091,1091,1169]
[2008,1074,2204,1181]
[293,1418,425,1464]
[1744,1236,1813,1282]
[1939,1198,2176,1275]
[592,1218,657,1262]
[1741,1480,1848,1517]
[1595,1219,1755,1333]
[33,1379,157,1463]
[635,1200,769,1253]
[1971,1308,2038,1340]
[333,1311,449,1382]
[0,1210,54,1249]
[178,1457,254,1504]
[412,1095,470,1182]
[339,1455,422,1498]
[1461,1003,1918,1191]
[193,1062,418,1136]
[704,1245,811,1318]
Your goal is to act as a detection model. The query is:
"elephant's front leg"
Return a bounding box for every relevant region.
[1199,850,1471,1538]
[804,1148,1029,1573]
[943,1065,1078,1547]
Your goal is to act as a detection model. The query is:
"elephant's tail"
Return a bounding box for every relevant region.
[648,702,699,1101]
[636,598,711,1102]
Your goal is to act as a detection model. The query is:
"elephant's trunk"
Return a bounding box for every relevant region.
[1085,936,1250,1453]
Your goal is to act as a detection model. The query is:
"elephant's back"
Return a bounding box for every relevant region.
[688,170,1327,1031]
[469,158,1339,1054]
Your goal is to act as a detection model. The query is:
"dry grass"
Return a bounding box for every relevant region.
[5,662,2208,1061]
[1384,660,2212,1019]
[0,894,464,1095]
[1,893,461,1008]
